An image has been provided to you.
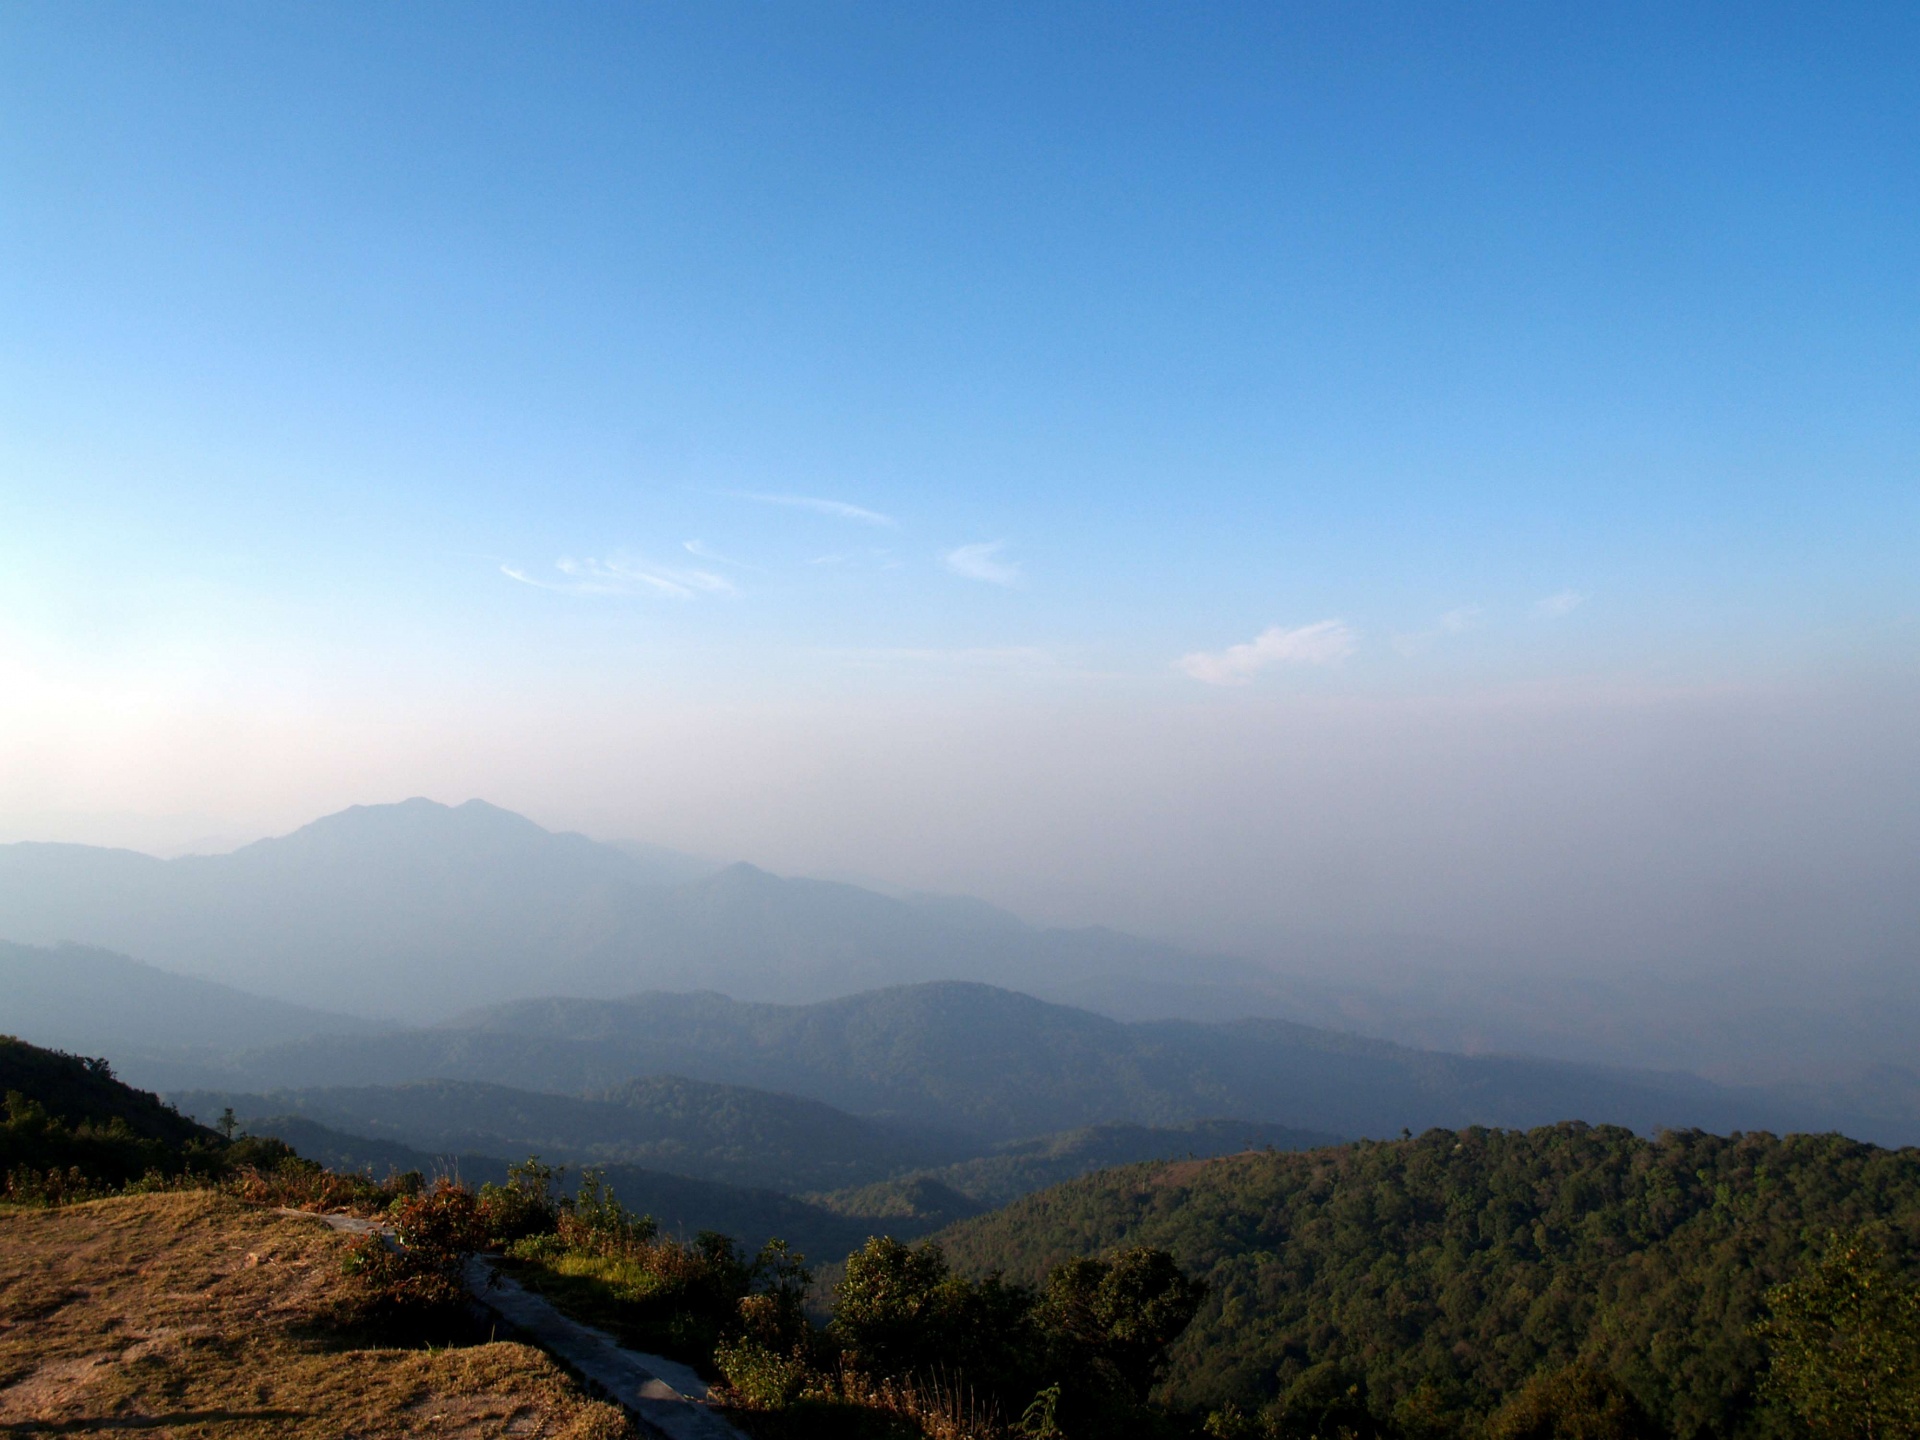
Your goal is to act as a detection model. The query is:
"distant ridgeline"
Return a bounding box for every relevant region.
[938,1122,1920,1440]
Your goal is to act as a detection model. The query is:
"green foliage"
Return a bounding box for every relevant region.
[564,1166,661,1248]
[478,1155,566,1244]
[716,1334,816,1409]
[810,1235,1203,1437]
[939,1124,1920,1440]
[0,1036,207,1148]
[499,1167,823,1369]
[1485,1364,1662,1440]
[1204,1362,1384,1440]
[833,1237,984,1379]
[0,1037,274,1198]
[1755,1230,1920,1440]
[1036,1247,1209,1403]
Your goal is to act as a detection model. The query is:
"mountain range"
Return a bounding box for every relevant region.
[30,967,1889,1146]
[0,797,1290,1022]
[4,798,1918,1147]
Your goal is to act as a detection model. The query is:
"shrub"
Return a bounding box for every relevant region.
[479,1156,565,1245]
[345,1177,490,1320]
[716,1334,815,1410]
[3,1163,106,1206]
[561,1167,658,1249]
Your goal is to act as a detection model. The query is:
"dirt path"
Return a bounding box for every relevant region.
[284,1209,746,1440]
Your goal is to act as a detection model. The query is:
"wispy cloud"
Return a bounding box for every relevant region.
[1179,620,1356,685]
[735,492,897,527]
[502,555,736,600]
[943,541,1021,586]
[827,645,1056,669]
[682,539,766,573]
[1535,590,1587,618]
[1393,605,1482,656]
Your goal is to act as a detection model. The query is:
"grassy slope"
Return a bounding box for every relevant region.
[937,1123,1920,1439]
[0,1190,631,1438]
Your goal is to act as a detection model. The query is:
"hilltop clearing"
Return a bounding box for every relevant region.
[0,1190,631,1438]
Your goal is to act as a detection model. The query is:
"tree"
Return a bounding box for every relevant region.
[1036,1246,1208,1402]
[831,1236,965,1380]
[1757,1231,1920,1440]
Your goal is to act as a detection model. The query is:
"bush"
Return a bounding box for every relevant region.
[717,1334,815,1410]
[479,1156,565,1245]
[222,1158,409,1215]
[562,1167,658,1249]
[345,1177,490,1321]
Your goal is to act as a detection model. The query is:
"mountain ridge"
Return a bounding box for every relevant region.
[117,979,1902,1145]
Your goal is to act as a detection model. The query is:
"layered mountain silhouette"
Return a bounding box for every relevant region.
[0,941,381,1055]
[0,797,1294,1021]
[5,799,1917,1147]
[85,978,1894,1145]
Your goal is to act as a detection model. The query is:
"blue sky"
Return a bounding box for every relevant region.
[1,4,1916,955]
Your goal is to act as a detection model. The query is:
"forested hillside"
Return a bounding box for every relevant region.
[0,1035,302,1195]
[888,1118,1342,1209]
[939,1124,1920,1439]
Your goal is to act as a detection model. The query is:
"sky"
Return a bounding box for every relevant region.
[1,3,1916,973]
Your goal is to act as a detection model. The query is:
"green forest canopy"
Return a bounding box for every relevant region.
[938,1123,1920,1439]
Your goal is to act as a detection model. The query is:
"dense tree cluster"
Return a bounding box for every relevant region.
[713,1233,1206,1438]
[940,1123,1920,1439]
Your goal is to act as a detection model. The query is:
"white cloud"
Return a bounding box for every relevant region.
[1535,590,1587,618]
[1439,605,1483,634]
[943,541,1021,586]
[736,492,896,527]
[502,556,736,600]
[1179,620,1356,685]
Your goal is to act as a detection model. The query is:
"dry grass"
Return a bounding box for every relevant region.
[0,1191,634,1439]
